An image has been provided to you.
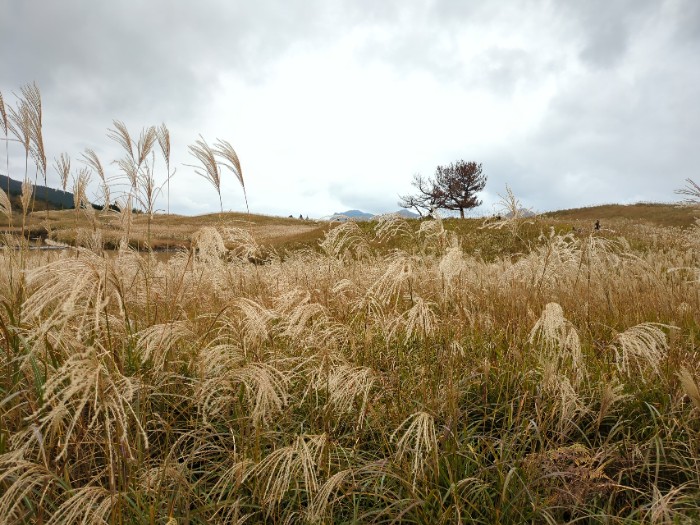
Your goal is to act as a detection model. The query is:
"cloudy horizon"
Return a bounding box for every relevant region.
[1,0,698,218]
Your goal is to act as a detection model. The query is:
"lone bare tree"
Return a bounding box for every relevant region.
[398,174,445,217]
[435,160,486,218]
[399,160,486,218]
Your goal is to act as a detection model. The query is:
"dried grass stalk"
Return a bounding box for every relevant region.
[81,149,105,185]
[391,411,438,486]
[678,366,700,410]
[0,186,11,220]
[246,434,327,507]
[374,213,412,243]
[214,138,249,213]
[320,221,370,260]
[8,100,31,159]
[157,123,172,214]
[136,126,157,168]
[53,153,71,192]
[612,322,673,378]
[156,123,170,163]
[187,136,222,212]
[529,302,584,380]
[46,485,116,525]
[22,82,46,179]
[0,458,59,522]
[0,90,8,135]
[20,179,33,215]
[107,119,134,160]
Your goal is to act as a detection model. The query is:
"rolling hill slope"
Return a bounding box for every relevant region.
[541,202,699,228]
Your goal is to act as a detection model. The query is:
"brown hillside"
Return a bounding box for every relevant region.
[541,202,700,228]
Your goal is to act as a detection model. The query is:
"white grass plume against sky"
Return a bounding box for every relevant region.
[1,0,699,217]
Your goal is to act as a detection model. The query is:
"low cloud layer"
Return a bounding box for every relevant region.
[1,0,698,217]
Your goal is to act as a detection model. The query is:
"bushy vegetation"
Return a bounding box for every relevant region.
[1,207,700,524]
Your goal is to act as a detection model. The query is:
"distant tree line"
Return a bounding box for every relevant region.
[0,173,74,209]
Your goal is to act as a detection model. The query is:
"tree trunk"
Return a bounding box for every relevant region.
[459,207,465,218]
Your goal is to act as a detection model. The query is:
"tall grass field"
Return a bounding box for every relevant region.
[1,210,700,524]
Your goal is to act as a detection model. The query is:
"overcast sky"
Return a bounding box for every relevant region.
[1,0,698,217]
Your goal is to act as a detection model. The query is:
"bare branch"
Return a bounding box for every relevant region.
[676,178,700,205]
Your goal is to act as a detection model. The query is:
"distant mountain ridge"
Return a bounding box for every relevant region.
[330,209,420,221]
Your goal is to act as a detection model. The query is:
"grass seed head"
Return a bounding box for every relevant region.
[612,322,672,379]
[678,366,700,410]
[20,179,33,215]
[530,302,585,381]
[0,90,7,135]
[0,187,11,220]
[391,411,438,486]
[108,119,134,160]
[188,135,222,210]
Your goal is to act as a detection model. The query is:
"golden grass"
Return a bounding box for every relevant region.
[543,202,700,228]
[2,212,700,523]
[0,208,330,254]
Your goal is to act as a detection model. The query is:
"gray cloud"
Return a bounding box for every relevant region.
[469,47,553,96]
[1,0,339,194]
[671,0,700,45]
[555,0,653,69]
[1,1,334,120]
[481,48,700,212]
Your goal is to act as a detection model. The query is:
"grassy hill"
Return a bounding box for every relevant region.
[2,201,697,257]
[0,207,332,253]
[541,202,699,228]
